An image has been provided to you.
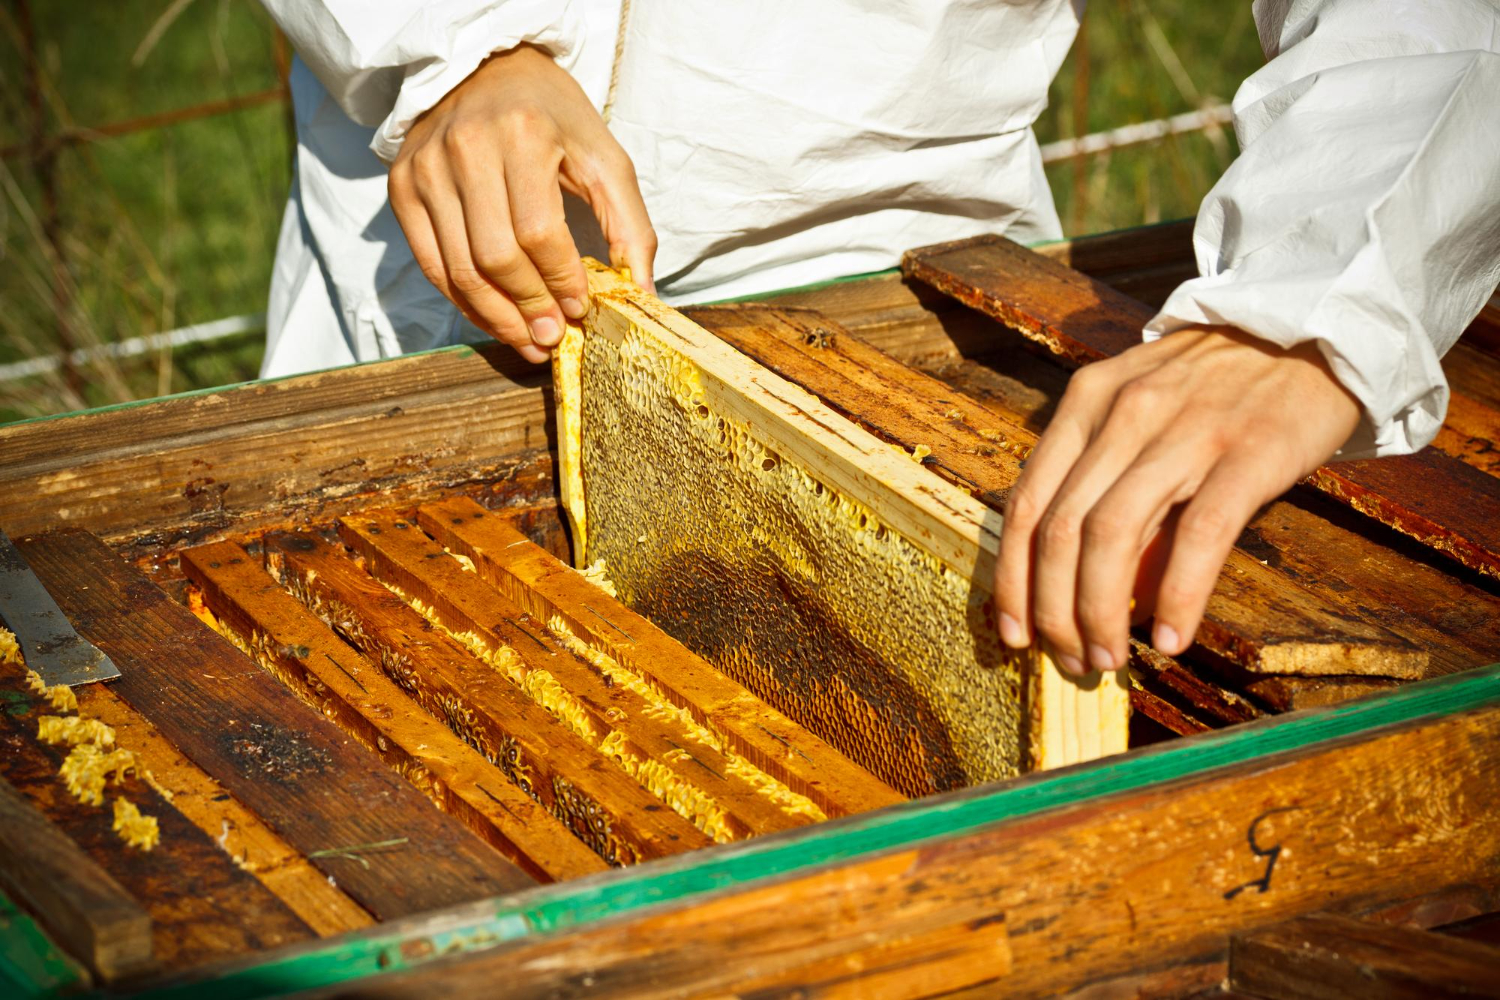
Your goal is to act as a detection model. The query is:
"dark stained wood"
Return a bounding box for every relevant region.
[1129,639,1261,728]
[903,234,1500,580]
[180,541,605,883]
[0,662,313,971]
[691,304,1427,680]
[338,509,816,840]
[14,529,532,920]
[77,683,375,937]
[263,530,713,865]
[1230,912,1500,999]
[1128,684,1211,737]
[417,497,905,820]
[304,690,1500,999]
[1305,448,1500,581]
[0,777,152,982]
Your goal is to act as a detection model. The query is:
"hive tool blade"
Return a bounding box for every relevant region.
[0,529,121,687]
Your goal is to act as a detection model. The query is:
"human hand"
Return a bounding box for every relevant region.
[993,326,1362,675]
[389,44,657,363]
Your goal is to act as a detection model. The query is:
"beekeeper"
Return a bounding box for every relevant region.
[259,0,1500,676]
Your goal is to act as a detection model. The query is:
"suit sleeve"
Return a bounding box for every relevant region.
[260,0,583,162]
[1147,0,1500,458]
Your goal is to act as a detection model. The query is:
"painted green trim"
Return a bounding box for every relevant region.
[0,889,88,998]
[134,662,1500,1000]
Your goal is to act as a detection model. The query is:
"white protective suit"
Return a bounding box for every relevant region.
[260,0,1500,459]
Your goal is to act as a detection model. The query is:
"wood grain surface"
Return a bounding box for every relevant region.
[77,684,373,938]
[0,777,152,982]
[15,529,532,920]
[263,530,713,865]
[180,540,605,884]
[1230,912,1500,999]
[337,508,815,840]
[0,662,313,972]
[0,345,551,553]
[304,690,1500,999]
[418,496,905,819]
[903,234,1500,580]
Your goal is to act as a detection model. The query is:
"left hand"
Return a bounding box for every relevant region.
[993,325,1362,675]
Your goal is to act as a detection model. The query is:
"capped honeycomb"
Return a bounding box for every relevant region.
[564,298,1033,797]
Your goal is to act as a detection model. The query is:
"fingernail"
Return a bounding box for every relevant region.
[1059,653,1085,676]
[530,316,561,347]
[998,612,1025,648]
[1154,622,1180,654]
[560,297,586,319]
[1087,643,1114,672]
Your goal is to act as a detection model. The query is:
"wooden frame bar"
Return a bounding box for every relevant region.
[263,531,713,864]
[179,541,607,884]
[336,508,823,840]
[416,496,904,819]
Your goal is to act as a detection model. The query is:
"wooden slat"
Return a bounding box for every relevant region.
[337,509,816,840]
[14,529,532,920]
[690,304,1427,680]
[0,345,551,554]
[1230,912,1500,999]
[0,778,152,982]
[903,234,1500,580]
[0,663,313,971]
[417,496,905,819]
[298,680,1500,999]
[1238,499,1500,677]
[263,531,712,865]
[77,684,373,937]
[179,541,604,884]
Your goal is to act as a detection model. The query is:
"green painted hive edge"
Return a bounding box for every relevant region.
[122,661,1500,1000]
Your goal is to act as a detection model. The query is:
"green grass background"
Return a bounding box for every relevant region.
[0,0,1265,423]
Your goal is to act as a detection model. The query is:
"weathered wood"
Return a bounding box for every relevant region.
[0,663,313,971]
[903,234,1500,580]
[1239,498,1500,678]
[263,530,712,865]
[15,529,532,920]
[0,344,552,555]
[1230,912,1500,999]
[0,778,152,982]
[1128,684,1211,737]
[417,497,905,819]
[77,684,374,938]
[754,271,998,365]
[338,508,818,841]
[691,304,1427,680]
[1128,639,1261,728]
[179,541,604,884]
[302,684,1500,999]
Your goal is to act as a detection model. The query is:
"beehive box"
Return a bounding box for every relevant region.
[1,223,1498,998]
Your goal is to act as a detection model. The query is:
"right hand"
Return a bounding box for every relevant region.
[389,44,657,363]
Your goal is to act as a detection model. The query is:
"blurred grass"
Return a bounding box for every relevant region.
[0,0,1265,424]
